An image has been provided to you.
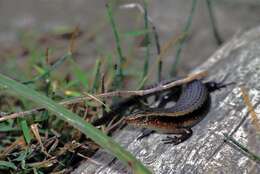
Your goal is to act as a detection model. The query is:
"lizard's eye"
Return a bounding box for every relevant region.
[205,82,219,92]
[210,82,217,88]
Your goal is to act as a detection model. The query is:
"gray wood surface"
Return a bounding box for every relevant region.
[73,26,260,174]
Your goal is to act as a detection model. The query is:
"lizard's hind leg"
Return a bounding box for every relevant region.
[162,128,193,145]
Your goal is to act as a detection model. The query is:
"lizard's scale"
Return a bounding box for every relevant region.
[130,80,209,118]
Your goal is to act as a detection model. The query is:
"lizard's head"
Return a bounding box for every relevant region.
[205,81,235,92]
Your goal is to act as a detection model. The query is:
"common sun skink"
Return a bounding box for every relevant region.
[92,77,232,145]
[125,80,232,145]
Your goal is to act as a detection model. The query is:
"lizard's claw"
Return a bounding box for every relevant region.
[162,136,182,145]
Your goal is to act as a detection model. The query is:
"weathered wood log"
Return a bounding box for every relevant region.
[73,26,260,174]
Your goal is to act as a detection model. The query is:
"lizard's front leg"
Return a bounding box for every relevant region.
[137,129,155,140]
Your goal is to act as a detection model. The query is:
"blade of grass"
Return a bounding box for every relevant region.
[101,74,107,116]
[91,59,102,93]
[23,53,72,85]
[170,0,197,76]
[0,73,151,174]
[69,59,89,90]
[223,133,260,163]
[106,2,124,89]
[0,160,17,170]
[104,53,115,90]
[18,118,32,144]
[124,29,149,37]
[152,26,162,82]
[141,0,150,83]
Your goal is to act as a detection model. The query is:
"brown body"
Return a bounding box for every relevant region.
[124,79,226,144]
[93,76,231,144]
[126,96,211,134]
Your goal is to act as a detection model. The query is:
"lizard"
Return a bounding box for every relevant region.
[124,79,234,145]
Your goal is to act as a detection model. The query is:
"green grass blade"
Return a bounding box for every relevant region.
[18,118,32,144]
[23,53,72,84]
[0,73,151,174]
[91,59,102,93]
[124,29,149,37]
[69,58,89,90]
[0,160,17,170]
[106,2,124,86]
[223,133,260,162]
[142,0,150,81]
